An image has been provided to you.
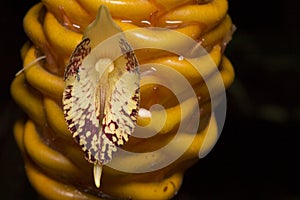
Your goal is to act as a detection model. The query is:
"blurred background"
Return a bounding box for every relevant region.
[1,0,299,199]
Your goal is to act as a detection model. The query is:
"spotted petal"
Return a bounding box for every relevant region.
[62,5,140,188]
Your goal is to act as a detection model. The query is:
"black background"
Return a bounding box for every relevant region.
[1,0,299,199]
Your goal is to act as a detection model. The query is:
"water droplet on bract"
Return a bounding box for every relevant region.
[72,23,81,30]
[121,19,133,23]
[178,55,184,61]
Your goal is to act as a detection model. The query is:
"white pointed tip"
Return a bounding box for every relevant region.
[93,163,103,188]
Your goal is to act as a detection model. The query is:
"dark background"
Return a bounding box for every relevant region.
[1,0,299,199]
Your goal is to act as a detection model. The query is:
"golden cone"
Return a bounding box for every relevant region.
[11,0,235,199]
